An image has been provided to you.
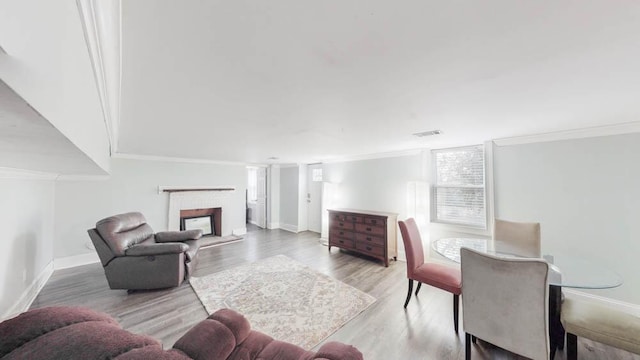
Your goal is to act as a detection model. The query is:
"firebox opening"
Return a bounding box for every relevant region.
[180,207,222,237]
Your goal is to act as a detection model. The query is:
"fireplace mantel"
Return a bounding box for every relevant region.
[157,185,236,194]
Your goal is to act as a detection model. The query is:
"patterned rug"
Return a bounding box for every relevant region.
[189,255,375,350]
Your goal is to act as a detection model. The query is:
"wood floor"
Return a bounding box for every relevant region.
[32,227,638,360]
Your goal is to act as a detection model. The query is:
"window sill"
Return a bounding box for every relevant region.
[429,221,491,237]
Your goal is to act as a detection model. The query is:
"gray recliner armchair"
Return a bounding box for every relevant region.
[88,212,202,290]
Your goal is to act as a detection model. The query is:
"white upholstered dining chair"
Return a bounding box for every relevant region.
[493,218,541,257]
[461,247,552,360]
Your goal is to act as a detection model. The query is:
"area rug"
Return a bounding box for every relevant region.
[198,234,243,248]
[189,255,375,350]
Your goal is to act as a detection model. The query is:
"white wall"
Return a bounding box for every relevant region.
[493,133,640,305]
[323,154,423,216]
[322,153,425,257]
[267,165,281,229]
[0,0,110,173]
[54,158,247,258]
[279,166,299,231]
[0,174,55,319]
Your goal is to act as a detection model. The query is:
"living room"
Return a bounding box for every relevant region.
[2,1,640,359]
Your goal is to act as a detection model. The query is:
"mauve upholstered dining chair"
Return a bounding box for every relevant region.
[493,218,541,258]
[461,247,551,360]
[398,218,462,333]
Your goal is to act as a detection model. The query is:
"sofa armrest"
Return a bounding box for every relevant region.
[314,341,364,360]
[155,230,203,243]
[125,243,189,256]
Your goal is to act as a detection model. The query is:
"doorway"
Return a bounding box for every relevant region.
[246,166,267,230]
[306,164,323,233]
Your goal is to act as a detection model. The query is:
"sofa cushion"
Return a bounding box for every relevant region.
[125,243,189,256]
[173,319,237,360]
[155,230,203,243]
[0,307,160,360]
[96,212,155,256]
[0,306,119,358]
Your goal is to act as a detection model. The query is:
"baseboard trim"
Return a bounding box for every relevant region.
[563,289,640,316]
[2,261,54,321]
[54,252,100,270]
[267,222,280,230]
[232,227,247,236]
[279,223,298,233]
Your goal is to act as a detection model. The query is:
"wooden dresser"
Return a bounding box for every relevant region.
[327,208,398,267]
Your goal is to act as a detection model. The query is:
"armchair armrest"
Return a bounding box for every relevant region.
[155,230,203,243]
[125,243,189,256]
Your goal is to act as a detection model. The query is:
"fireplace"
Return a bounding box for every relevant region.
[163,186,235,235]
[180,208,222,237]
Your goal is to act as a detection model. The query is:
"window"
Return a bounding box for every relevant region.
[312,168,323,182]
[432,144,486,228]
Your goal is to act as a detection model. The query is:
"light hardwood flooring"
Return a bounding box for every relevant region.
[32,228,638,360]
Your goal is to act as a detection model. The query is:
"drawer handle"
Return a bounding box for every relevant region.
[366,246,372,251]
[366,237,372,241]
[339,222,344,226]
[371,220,377,224]
[339,240,344,244]
[351,217,357,221]
[339,231,344,235]
[366,227,372,231]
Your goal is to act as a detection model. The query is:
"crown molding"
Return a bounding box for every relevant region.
[0,167,58,180]
[56,175,111,181]
[76,0,122,155]
[493,121,640,147]
[322,148,423,164]
[112,152,249,166]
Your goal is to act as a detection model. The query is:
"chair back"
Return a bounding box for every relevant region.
[461,247,550,360]
[398,218,424,278]
[94,212,155,256]
[493,218,541,257]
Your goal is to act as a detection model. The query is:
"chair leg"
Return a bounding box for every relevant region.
[453,294,459,333]
[566,333,577,360]
[415,282,422,296]
[403,279,414,308]
[465,333,471,360]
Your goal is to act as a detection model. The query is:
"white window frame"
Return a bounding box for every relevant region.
[430,144,488,230]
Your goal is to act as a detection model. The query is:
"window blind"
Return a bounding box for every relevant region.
[432,145,486,228]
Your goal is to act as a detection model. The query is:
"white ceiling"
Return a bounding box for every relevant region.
[117,0,640,164]
[3,0,640,168]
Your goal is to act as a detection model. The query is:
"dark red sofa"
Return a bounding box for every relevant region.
[0,306,363,360]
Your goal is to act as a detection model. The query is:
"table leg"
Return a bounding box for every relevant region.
[549,285,565,359]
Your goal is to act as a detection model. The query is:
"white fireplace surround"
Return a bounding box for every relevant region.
[165,187,236,232]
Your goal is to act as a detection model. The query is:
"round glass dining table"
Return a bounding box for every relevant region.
[432,238,623,289]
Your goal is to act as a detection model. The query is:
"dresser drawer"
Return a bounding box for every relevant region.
[355,242,384,257]
[355,223,385,236]
[364,216,385,227]
[330,238,354,249]
[332,220,354,231]
[330,213,346,222]
[330,229,354,239]
[355,233,385,247]
[344,214,364,223]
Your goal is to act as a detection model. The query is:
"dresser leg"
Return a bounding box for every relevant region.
[328,245,331,252]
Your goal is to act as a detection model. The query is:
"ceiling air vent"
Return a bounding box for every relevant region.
[413,130,442,137]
